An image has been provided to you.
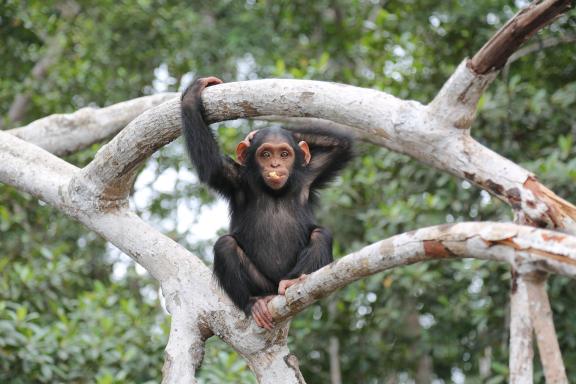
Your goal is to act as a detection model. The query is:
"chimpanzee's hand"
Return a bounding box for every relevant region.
[251,295,275,330]
[236,130,259,164]
[278,274,307,295]
[244,130,258,143]
[238,130,258,149]
[196,76,223,89]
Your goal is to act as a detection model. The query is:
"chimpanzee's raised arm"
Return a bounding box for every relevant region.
[181,77,241,199]
[293,128,354,191]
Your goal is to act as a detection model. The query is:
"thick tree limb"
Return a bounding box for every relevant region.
[73,97,181,203]
[266,222,576,321]
[0,131,76,205]
[201,80,576,234]
[428,60,498,129]
[0,129,300,382]
[1,1,573,381]
[512,229,568,382]
[470,0,572,74]
[63,75,572,234]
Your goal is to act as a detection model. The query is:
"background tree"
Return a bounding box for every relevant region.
[1,1,575,383]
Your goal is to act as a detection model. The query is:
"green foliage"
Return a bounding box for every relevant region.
[1,0,575,383]
[0,186,166,382]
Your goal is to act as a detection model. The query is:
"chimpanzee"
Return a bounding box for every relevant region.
[181,77,353,329]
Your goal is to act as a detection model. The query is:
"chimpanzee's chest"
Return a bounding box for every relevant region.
[230,196,315,281]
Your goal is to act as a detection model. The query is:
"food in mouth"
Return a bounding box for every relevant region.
[268,171,280,180]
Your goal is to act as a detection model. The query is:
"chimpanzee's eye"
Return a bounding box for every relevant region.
[281,151,289,158]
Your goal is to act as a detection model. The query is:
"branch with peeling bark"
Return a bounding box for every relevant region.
[7,93,178,156]
[267,222,576,321]
[3,73,575,382]
[0,1,574,382]
[470,0,572,74]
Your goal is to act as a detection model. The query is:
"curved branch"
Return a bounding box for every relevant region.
[204,81,576,232]
[267,222,576,322]
[428,60,498,129]
[0,131,77,206]
[8,93,178,156]
[470,0,572,74]
[524,272,568,383]
[70,98,181,203]
[509,273,534,383]
[68,78,575,232]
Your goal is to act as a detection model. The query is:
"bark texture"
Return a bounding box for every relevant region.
[0,1,574,382]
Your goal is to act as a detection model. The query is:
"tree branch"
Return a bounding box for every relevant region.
[525,272,568,383]
[267,222,576,322]
[19,75,570,233]
[202,80,576,233]
[509,273,534,383]
[428,60,498,129]
[8,93,177,156]
[470,0,572,74]
[0,131,76,205]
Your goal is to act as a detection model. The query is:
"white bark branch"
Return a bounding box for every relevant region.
[428,60,498,129]
[0,131,76,206]
[8,93,178,156]
[510,274,534,384]
[2,2,573,378]
[267,222,576,321]
[202,78,576,233]
[0,128,303,382]
[73,97,181,202]
[525,273,568,383]
[162,311,204,384]
[57,75,573,234]
[5,72,576,382]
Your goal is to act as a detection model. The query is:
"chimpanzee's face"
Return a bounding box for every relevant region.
[255,137,296,190]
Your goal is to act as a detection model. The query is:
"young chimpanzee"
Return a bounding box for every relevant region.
[181,77,353,329]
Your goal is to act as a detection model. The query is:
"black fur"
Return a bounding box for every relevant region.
[181,78,353,314]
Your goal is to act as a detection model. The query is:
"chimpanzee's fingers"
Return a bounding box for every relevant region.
[246,130,259,142]
[260,301,274,328]
[254,313,266,329]
[254,304,273,330]
[202,76,223,87]
[252,306,266,328]
[278,281,288,295]
[261,305,274,325]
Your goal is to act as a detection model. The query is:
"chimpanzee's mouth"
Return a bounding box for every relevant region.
[267,171,283,180]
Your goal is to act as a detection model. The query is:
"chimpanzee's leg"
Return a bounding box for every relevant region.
[279,227,333,294]
[213,235,276,314]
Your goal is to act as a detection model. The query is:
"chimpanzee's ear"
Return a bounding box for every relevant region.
[236,141,250,165]
[298,141,311,165]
